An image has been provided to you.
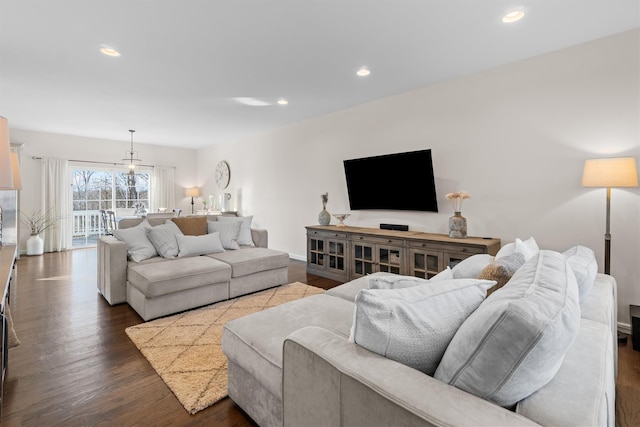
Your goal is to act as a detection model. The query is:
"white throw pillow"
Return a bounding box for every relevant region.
[176,232,225,257]
[563,245,598,302]
[434,250,580,407]
[146,220,183,258]
[451,254,494,279]
[369,268,453,290]
[350,278,496,375]
[217,216,254,246]
[495,237,539,261]
[208,220,241,250]
[112,220,157,262]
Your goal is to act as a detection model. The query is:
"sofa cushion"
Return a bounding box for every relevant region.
[434,250,580,407]
[128,256,231,298]
[222,294,354,400]
[177,232,225,257]
[217,216,254,246]
[323,272,392,302]
[113,219,157,262]
[451,254,494,279]
[580,274,616,327]
[369,268,453,290]
[495,237,539,261]
[172,216,208,236]
[477,252,525,296]
[516,319,614,426]
[208,247,288,277]
[208,220,241,250]
[350,278,496,375]
[563,245,598,302]
[147,220,183,258]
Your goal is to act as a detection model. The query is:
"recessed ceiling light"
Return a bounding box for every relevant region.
[502,10,525,23]
[277,99,288,106]
[356,67,370,77]
[100,46,121,57]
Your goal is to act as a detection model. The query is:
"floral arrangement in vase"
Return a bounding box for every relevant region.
[445,192,470,239]
[445,191,471,214]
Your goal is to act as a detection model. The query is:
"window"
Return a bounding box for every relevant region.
[71,167,151,247]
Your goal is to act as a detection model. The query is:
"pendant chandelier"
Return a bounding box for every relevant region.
[123,129,141,176]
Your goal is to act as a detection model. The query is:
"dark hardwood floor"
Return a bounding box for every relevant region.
[1,248,638,426]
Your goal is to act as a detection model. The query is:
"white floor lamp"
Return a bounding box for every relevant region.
[582,157,638,275]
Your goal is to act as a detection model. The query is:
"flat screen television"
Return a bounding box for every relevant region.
[343,149,438,212]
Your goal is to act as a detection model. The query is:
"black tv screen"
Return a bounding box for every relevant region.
[343,149,438,212]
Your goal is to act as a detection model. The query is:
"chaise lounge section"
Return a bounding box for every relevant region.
[222,244,616,427]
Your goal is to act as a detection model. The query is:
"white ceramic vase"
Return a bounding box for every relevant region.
[27,234,44,256]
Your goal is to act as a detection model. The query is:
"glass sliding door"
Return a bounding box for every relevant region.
[71,166,150,247]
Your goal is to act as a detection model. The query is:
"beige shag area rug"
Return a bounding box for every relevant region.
[125,282,323,414]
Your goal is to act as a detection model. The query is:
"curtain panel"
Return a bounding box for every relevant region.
[152,166,175,212]
[42,157,71,252]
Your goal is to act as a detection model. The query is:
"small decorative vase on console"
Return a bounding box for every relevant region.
[318,208,331,226]
[449,212,467,239]
[27,234,44,256]
[318,192,331,226]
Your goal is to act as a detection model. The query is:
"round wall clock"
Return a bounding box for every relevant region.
[215,160,230,189]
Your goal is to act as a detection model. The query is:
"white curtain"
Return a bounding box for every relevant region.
[42,157,71,252]
[151,166,175,212]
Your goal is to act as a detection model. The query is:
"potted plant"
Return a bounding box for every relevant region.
[21,209,59,255]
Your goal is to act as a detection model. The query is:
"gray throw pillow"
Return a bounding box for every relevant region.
[369,268,453,290]
[217,216,254,246]
[147,220,183,258]
[207,220,241,250]
[563,245,597,302]
[434,250,580,407]
[451,254,494,279]
[176,232,225,257]
[112,219,157,262]
[350,278,496,375]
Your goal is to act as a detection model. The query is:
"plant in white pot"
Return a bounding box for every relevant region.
[21,209,59,255]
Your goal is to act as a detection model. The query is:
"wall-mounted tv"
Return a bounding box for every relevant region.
[343,149,438,212]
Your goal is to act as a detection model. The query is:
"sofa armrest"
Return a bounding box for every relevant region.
[283,326,541,427]
[97,236,128,305]
[251,228,268,248]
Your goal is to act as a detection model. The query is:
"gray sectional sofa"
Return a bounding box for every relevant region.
[222,246,616,427]
[97,215,289,321]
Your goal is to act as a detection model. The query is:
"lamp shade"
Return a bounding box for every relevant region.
[10,152,21,190]
[185,187,200,198]
[582,157,639,188]
[0,116,13,189]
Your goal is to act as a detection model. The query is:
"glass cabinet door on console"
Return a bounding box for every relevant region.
[408,248,443,279]
[306,228,348,282]
[352,242,375,276]
[350,235,405,279]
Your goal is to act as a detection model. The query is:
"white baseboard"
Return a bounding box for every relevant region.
[289,253,306,262]
[618,322,631,335]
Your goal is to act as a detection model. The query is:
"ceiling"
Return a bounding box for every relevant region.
[1,1,638,149]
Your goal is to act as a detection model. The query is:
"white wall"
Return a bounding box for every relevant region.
[9,129,198,249]
[197,30,639,325]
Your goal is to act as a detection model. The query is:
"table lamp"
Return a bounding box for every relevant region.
[582,157,638,275]
[185,187,200,214]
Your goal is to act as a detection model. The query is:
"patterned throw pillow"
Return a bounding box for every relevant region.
[477,252,526,296]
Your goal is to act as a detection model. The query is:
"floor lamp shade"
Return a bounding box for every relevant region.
[0,116,13,190]
[582,157,638,188]
[581,156,639,276]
